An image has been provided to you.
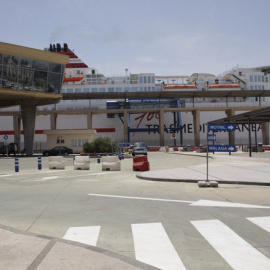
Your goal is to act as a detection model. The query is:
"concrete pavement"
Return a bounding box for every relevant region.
[0,223,158,270]
[137,151,270,186]
[1,150,270,269]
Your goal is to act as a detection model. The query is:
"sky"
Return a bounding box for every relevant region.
[2,0,270,77]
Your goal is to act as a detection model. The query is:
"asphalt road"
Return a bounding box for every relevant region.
[0,153,270,270]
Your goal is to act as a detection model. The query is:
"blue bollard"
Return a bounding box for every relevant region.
[106,152,109,156]
[38,156,42,170]
[118,151,121,160]
[122,151,124,160]
[73,155,76,164]
[97,153,100,163]
[113,152,116,156]
[15,157,19,172]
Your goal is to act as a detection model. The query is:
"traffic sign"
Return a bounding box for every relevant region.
[208,134,216,142]
[171,133,176,139]
[208,124,236,132]
[3,135,8,140]
[208,145,236,152]
[118,143,130,148]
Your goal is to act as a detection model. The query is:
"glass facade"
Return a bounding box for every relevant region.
[0,53,65,93]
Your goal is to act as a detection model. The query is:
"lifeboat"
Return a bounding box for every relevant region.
[63,74,84,83]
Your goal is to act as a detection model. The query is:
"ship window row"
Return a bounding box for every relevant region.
[250,85,265,90]
[0,53,65,94]
[83,75,155,85]
[62,86,156,93]
[250,75,264,83]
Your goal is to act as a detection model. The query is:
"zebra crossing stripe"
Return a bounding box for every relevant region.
[132,223,186,270]
[63,226,100,246]
[247,216,270,233]
[191,219,270,270]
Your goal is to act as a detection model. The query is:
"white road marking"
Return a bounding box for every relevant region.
[88,194,270,208]
[63,226,101,246]
[87,172,117,175]
[88,194,193,204]
[42,176,58,180]
[191,219,270,270]
[132,223,186,270]
[190,199,270,208]
[0,174,11,177]
[247,216,270,233]
[20,176,59,182]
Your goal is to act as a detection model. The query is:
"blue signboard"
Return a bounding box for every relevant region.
[208,145,236,152]
[3,135,8,140]
[208,134,216,142]
[118,143,130,148]
[208,124,236,132]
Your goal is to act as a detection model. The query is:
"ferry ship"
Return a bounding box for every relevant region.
[1,43,270,151]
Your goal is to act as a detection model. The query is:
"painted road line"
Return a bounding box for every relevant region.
[89,194,193,204]
[132,223,186,270]
[191,219,270,270]
[42,176,58,180]
[63,226,101,246]
[247,216,270,233]
[190,199,270,209]
[87,172,118,175]
[0,174,11,177]
[20,176,59,182]
[88,194,270,208]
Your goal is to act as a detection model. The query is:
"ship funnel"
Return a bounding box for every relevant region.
[64,43,68,52]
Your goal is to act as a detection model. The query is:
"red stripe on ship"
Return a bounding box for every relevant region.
[0,128,115,135]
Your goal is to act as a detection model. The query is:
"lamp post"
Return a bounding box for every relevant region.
[125,67,128,83]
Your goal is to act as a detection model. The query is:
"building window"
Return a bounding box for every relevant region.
[250,86,254,90]
[144,76,147,83]
[108,87,114,92]
[132,87,138,92]
[140,87,143,91]
[139,76,143,84]
[83,88,90,93]
[75,88,81,93]
[67,88,73,93]
[116,87,122,92]
[124,87,130,92]
[258,75,261,82]
[99,88,106,92]
[91,88,98,92]
[250,75,253,82]
[1,53,65,94]
[255,75,257,82]
[71,139,88,147]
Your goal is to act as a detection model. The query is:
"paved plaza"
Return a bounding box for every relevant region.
[0,151,270,269]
